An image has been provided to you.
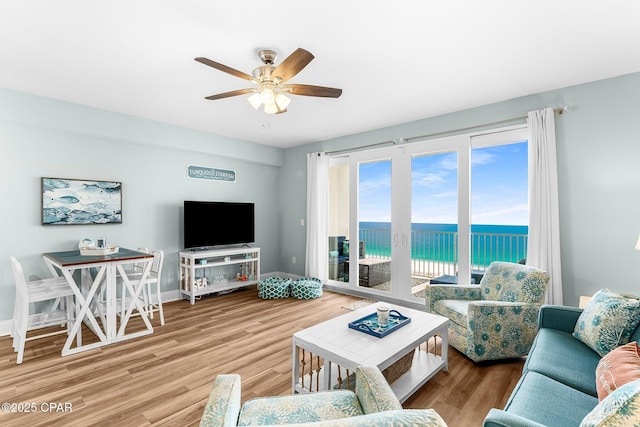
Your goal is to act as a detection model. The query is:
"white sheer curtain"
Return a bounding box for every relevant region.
[527,108,563,304]
[305,152,329,281]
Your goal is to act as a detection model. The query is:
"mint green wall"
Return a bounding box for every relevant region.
[279,72,640,307]
[3,71,640,324]
[0,88,283,323]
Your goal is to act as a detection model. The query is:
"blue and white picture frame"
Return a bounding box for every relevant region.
[41,177,122,225]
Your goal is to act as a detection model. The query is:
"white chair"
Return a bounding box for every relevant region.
[10,256,76,364]
[119,249,165,325]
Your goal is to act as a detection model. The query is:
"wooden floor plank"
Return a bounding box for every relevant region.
[0,287,523,426]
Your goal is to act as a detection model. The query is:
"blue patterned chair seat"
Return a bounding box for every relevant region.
[426,261,550,362]
[200,366,447,426]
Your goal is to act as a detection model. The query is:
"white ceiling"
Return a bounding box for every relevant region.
[2,1,640,149]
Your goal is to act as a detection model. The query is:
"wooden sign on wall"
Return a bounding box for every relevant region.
[187,165,236,182]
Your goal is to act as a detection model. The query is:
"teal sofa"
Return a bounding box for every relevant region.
[200,366,447,426]
[484,304,640,427]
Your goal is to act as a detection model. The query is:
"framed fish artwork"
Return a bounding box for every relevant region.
[41,177,122,225]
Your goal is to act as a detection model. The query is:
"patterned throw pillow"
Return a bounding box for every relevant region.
[595,342,640,401]
[573,289,640,357]
[580,379,640,427]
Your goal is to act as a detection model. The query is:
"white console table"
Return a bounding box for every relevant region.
[179,247,260,305]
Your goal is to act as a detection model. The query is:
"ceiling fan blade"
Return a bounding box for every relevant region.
[272,48,314,82]
[204,88,253,100]
[287,84,342,98]
[195,57,253,81]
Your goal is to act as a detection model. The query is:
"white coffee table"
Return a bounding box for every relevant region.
[292,301,448,403]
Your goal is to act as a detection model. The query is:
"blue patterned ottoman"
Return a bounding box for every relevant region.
[291,277,323,300]
[257,277,291,299]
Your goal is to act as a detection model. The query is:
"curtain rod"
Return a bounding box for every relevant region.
[327,106,567,155]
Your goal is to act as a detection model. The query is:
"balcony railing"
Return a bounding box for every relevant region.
[358,227,528,279]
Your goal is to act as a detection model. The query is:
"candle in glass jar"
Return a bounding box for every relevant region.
[377,305,390,326]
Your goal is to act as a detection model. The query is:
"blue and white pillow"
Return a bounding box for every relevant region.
[573,289,640,357]
[580,379,640,426]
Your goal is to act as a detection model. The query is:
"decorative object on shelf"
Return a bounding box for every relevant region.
[80,246,119,256]
[348,310,411,338]
[382,350,415,385]
[79,238,95,249]
[257,277,291,299]
[291,277,323,300]
[195,48,342,115]
[195,277,209,289]
[78,238,118,256]
[41,177,122,225]
[211,273,227,286]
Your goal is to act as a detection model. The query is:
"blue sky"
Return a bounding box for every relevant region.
[358,141,528,225]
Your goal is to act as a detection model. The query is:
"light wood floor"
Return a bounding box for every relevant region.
[0,287,524,426]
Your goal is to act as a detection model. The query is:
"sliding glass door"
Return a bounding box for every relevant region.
[357,157,393,293]
[328,151,400,296]
[409,150,461,297]
[470,132,529,270]
[327,125,527,306]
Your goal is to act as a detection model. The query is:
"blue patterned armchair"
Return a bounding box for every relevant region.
[200,366,447,426]
[426,261,550,362]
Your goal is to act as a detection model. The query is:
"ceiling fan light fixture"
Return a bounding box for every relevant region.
[248,86,287,114]
[259,87,275,104]
[275,93,290,110]
[197,47,342,114]
[263,102,278,114]
[247,93,262,110]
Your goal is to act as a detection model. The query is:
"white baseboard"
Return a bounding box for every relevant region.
[0,319,12,336]
[147,289,182,305]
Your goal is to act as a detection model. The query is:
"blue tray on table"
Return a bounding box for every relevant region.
[348,310,411,338]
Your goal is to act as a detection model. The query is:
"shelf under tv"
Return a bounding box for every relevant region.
[179,247,260,305]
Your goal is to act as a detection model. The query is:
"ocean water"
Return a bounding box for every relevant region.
[359,222,528,265]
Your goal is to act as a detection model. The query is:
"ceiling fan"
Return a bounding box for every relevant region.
[195,48,342,114]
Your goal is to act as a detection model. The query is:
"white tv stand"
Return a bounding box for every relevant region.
[179,246,260,305]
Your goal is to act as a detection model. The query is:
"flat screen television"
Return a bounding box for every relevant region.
[184,201,255,249]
